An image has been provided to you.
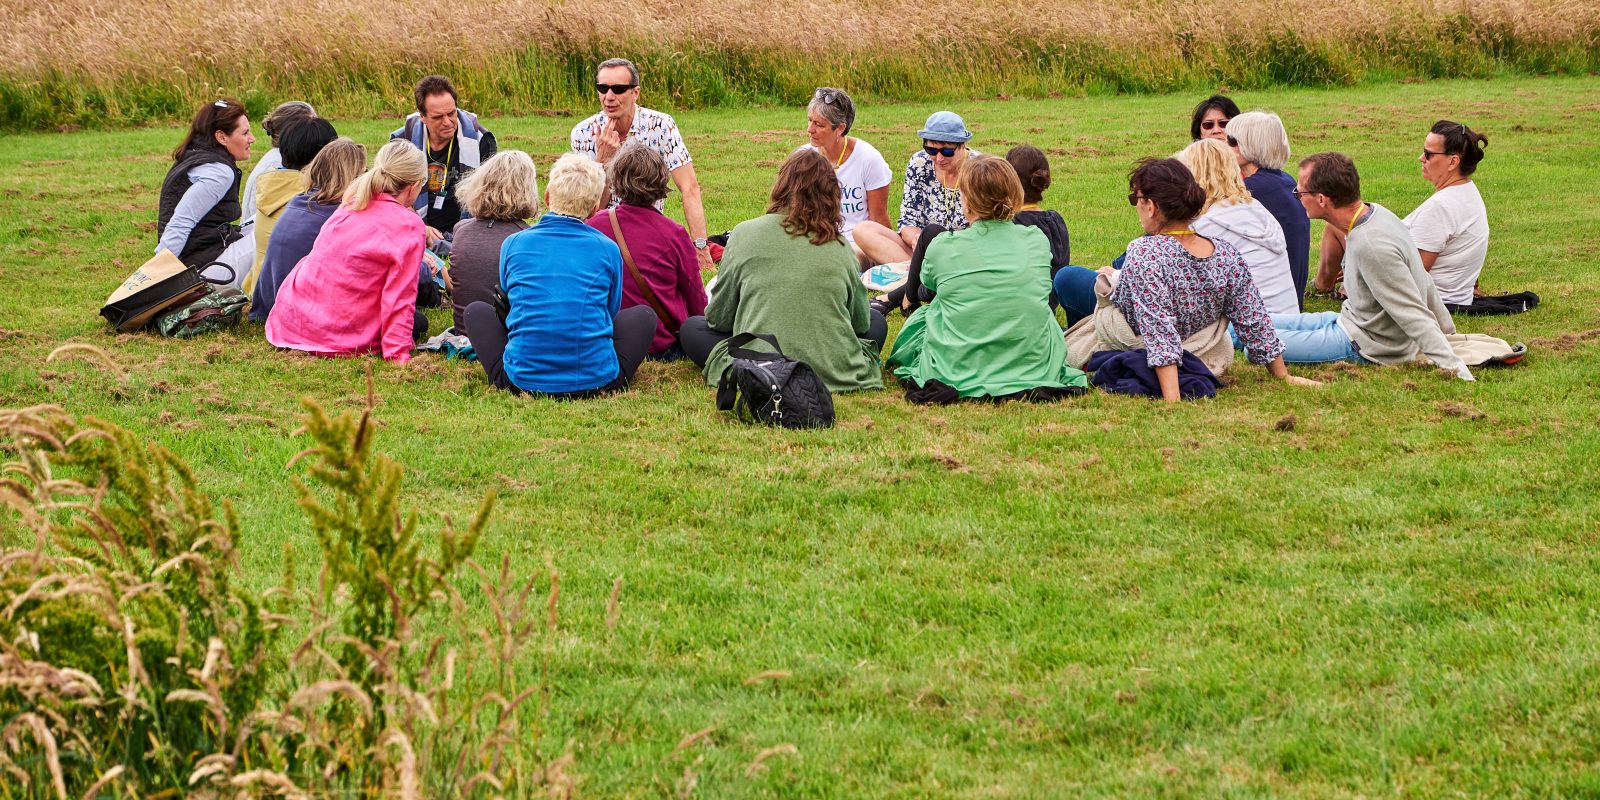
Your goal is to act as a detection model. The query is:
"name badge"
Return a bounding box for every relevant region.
[433,195,446,210]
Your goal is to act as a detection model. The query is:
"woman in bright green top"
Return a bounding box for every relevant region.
[887,156,1088,400]
[680,149,887,391]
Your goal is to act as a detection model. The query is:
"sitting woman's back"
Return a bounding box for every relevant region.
[448,151,540,332]
[249,138,366,322]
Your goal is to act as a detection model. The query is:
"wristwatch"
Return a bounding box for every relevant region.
[693,237,708,250]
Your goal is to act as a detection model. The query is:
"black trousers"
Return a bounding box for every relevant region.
[679,310,889,368]
[880,225,945,311]
[463,301,657,398]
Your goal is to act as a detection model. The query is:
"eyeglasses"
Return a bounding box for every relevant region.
[1201,119,1228,131]
[923,145,960,158]
[815,88,842,104]
[1226,135,1239,148]
[596,83,637,96]
[1127,192,1145,206]
[1421,149,1451,160]
[1291,189,1318,198]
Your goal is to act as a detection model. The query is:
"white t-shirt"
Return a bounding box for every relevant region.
[799,139,892,243]
[1403,181,1488,305]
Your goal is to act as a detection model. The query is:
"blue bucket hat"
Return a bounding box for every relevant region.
[917,111,972,144]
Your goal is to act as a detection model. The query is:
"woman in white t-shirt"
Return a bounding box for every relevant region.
[798,87,892,255]
[1405,120,1490,306]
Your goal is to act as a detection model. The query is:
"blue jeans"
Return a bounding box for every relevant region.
[1052,266,1100,328]
[1234,311,1365,364]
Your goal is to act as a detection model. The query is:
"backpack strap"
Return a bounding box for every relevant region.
[725,332,783,360]
[609,209,680,334]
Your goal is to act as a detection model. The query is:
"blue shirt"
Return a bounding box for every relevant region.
[500,213,623,393]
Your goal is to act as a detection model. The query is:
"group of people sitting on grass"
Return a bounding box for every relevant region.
[152,62,1525,404]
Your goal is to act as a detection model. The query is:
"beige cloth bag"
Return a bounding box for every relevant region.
[1442,333,1525,366]
[1063,270,1236,376]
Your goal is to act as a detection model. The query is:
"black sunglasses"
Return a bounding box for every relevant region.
[923,144,960,158]
[815,88,842,104]
[596,83,637,95]
[1421,149,1451,160]
[1291,189,1317,198]
[1127,192,1145,206]
[1226,135,1239,147]
[1201,119,1228,131]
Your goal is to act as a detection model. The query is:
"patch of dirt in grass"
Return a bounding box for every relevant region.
[1530,328,1600,352]
[1437,401,1487,420]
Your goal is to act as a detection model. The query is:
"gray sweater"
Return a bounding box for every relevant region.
[1338,203,1464,372]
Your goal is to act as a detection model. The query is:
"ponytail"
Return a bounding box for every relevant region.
[1430,119,1488,177]
[344,140,427,210]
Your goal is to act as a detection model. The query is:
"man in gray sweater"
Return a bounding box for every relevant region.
[1252,152,1472,380]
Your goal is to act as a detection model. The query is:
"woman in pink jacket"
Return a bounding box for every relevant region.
[266,140,429,364]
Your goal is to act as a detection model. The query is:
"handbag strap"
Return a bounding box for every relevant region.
[609,209,680,334]
[725,332,785,361]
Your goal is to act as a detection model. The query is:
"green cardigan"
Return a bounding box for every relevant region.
[701,214,884,392]
[887,219,1087,396]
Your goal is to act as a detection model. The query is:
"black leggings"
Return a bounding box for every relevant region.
[880,225,945,311]
[679,309,889,368]
[463,301,657,398]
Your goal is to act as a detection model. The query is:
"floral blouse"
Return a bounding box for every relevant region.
[1110,233,1285,368]
[896,149,980,233]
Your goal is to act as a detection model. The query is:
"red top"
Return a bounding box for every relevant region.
[587,203,707,352]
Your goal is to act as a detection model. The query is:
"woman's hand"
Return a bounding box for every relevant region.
[1284,375,1321,388]
[425,226,444,245]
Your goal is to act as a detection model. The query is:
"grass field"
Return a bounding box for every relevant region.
[4,75,1600,796]
[2,0,1599,129]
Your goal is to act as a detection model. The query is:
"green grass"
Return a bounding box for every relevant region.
[4,75,1600,796]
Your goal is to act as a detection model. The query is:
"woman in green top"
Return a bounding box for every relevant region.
[887,156,1088,401]
[680,149,887,392]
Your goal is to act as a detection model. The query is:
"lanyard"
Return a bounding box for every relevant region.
[1019,203,1041,211]
[829,138,849,168]
[432,135,454,194]
[1160,229,1196,236]
[1346,203,1368,236]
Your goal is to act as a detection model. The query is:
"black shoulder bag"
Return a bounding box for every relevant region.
[715,333,834,429]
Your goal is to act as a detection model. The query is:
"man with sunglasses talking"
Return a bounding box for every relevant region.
[570,58,714,272]
[391,75,497,246]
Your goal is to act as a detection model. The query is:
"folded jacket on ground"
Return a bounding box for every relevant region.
[1063,270,1235,376]
[1445,291,1540,316]
[1084,349,1220,400]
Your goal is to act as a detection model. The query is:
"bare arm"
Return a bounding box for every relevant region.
[1155,364,1180,402]
[1418,250,1439,271]
[670,162,713,271]
[1314,223,1346,292]
[866,186,890,229]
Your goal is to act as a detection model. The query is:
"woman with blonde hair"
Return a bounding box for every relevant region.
[1227,110,1309,308]
[1175,138,1297,314]
[448,150,540,333]
[681,149,885,392]
[249,137,367,321]
[886,156,1087,402]
[462,153,658,398]
[266,140,430,363]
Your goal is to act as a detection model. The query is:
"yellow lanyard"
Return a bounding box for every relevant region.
[830,138,849,168]
[1161,229,1196,236]
[1346,203,1368,236]
[1019,203,1042,211]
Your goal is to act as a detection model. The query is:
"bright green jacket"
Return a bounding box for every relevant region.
[888,219,1087,396]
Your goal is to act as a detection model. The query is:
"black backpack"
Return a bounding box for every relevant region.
[715,333,834,429]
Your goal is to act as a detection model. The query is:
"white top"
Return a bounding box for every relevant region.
[1192,199,1298,315]
[1403,181,1488,306]
[241,148,282,224]
[799,139,892,243]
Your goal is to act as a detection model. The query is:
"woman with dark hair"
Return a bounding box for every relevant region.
[681,149,886,392]
[1085,158,1313,401]
[886,156,1086,402]
[588,143,708,360]
[1405,120,1505,311]
[1190,94,1241,142]
[245,117,338,295]
[156,98,255,268]
[1004,146,1070,270]
[249,138,368,322]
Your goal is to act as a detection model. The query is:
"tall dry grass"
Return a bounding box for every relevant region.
[0,0,1597,128]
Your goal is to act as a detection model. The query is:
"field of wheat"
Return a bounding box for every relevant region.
[1,0,1596,129]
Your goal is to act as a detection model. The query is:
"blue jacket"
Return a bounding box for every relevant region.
[500,214,624,393]
[249,193,337,321]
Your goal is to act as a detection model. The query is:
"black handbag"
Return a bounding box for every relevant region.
[100,252,235,332]
[715,333,834,429]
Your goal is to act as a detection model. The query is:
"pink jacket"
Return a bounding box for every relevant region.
[265,194,424,364]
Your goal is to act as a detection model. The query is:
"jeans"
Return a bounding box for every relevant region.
[1052,266,1100,328]
[1234,311,1366,364]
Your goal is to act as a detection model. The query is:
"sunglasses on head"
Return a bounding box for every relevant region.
[1201,118,1228,131]
[815,88,842,104]
[924,144,961,158]
[596,83,637,96]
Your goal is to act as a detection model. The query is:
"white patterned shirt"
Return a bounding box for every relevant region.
[570,106,693,171]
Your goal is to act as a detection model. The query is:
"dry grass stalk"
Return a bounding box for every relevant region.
[744,743,799,777]
[606,574,623,631]
[673,725,717,754]
[742,669,792,686]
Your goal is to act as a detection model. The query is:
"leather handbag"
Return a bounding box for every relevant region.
[609,209,680,334]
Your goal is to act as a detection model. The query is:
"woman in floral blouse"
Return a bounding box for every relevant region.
[1107,158,1318,401]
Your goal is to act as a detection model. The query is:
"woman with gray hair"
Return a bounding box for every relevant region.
[587,143,707,361]
[448,150,541,333]
[1228,110,1310,309]
[243,100,316,222]
[797,87,892,250]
